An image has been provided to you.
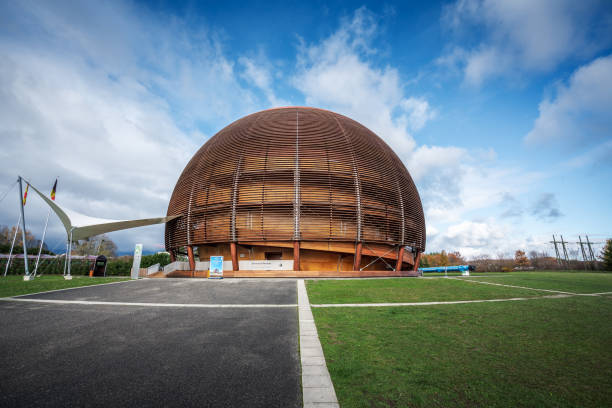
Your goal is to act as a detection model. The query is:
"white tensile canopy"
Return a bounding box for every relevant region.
[27,182,178,241]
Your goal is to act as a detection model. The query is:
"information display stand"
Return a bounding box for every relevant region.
[208,256,223,279]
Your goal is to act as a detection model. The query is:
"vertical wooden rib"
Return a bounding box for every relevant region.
[230,242,238,271]
[413,251,422,272]
[395,246,405,271]
[187,246,195,273]
[293,241,300,271]
[353,242,363,271]
[293,109,300,240]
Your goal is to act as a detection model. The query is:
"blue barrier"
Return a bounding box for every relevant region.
[419,265,475,273]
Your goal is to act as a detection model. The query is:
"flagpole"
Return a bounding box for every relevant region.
[33,177,57,278]
[18,176,31,280]
[33,207,51,277]
[3,212,21,277]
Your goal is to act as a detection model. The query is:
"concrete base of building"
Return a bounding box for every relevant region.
[155,270,420,278]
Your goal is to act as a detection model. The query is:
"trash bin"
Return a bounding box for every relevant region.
[93,255,107,277]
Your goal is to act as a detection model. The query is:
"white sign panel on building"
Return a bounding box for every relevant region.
[131,243,143,279]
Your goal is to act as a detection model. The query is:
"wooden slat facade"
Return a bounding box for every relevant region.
[165,107,426,274]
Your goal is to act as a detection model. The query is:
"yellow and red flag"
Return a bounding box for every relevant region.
[50,179,57,201]
[22,183,29,206]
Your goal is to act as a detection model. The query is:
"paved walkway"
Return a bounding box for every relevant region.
[297,280,339,408]
[15,278,298,304]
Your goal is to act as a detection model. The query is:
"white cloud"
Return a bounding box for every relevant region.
[566,140,612,168]
[0,46,195,250]
[238,56,290,107]
[441,219,508,250]
[0,3,571,259]
[292,7,554,256]
[410,144,543,226]
[408,145,466,223]
[441,0,612,85]
[525,54,612,151]
[408,145,466,182]
[239,57,272,91]
[0,1,282,252]
[462,47,510,87]
[401,97,437,131]
[431,219,553,259]
[293,7,435,159]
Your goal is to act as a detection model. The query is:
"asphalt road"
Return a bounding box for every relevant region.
[0,279,301,407]
[17,278,298,304]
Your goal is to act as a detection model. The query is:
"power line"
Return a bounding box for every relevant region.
[0,180,18,205]
[550,233,603,270]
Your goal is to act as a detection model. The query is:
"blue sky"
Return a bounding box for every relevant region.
[0,0,611,258]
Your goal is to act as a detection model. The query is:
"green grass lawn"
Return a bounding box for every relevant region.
[314,296,612,408]
[308,272,612,407]
[306,277,551,304]
[0,275,129,297]
[463,272,612,294]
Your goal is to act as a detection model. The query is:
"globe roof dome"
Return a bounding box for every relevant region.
[165,107,425,252]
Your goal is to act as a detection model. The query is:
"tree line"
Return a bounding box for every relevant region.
[419,240,612,272]
[0,225,54,255]
[0,252,172,276]
[1,226,173,276]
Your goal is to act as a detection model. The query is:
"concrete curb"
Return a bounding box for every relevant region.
[297,280,339,408]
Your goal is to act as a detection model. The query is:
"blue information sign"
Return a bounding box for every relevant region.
[209,256,224,279]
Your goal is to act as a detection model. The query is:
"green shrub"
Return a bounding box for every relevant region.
[140,253,171,268]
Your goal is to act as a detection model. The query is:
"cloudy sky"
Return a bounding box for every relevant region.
[1,0,611,258]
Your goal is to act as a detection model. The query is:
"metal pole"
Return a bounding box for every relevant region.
[95,238,104,256]
[37,254,54,277]
[560,235,570,269]
[62,242,68,276]
[586,235,596,261]
[578,236,588,271]
[18,177,30,277]
[66,229,73,279]
[3,212,22,277]
[33,208,51,277]
[586,235,597,269]
[551,234,561,265]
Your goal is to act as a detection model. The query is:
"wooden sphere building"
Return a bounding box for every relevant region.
[165,107,426,276]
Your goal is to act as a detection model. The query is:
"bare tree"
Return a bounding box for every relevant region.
[74,235,117,257]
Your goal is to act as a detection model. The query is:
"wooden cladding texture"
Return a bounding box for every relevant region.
[165,107,426,251]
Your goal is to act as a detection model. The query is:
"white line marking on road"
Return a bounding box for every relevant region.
[0,298,297,308]
[8,278,137,298]
[298,280,339,408]
[452,277,576,294]
[310,294,573,307]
